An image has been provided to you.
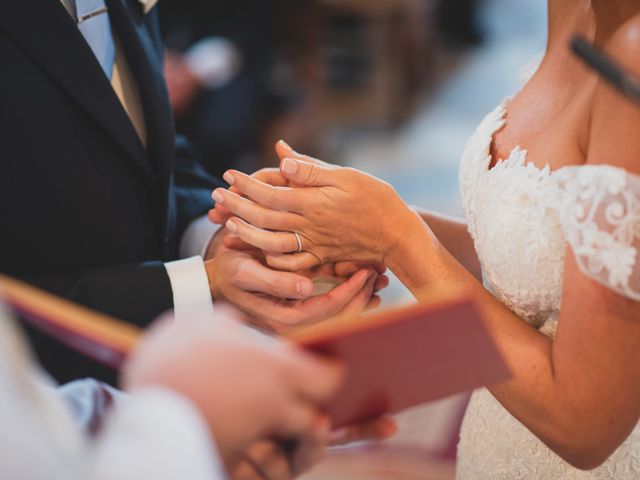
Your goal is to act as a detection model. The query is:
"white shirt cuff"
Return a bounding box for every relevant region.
[186,37,240,89]
[180,215,221,259]
[91,388,227,480]
[165,257,215,321]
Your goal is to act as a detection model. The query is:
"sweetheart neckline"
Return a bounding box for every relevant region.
[483,99,578,177]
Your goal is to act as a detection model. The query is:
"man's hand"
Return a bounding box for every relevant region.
[204,229,385,334]
[230,417,398,479]
[123,308,345,469]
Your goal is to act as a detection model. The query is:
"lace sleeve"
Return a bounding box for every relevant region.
[558,165,640,300]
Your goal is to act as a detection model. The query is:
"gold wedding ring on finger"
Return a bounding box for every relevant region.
[293,232,303,253]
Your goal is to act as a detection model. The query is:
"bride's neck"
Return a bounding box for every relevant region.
[547,0,640,49]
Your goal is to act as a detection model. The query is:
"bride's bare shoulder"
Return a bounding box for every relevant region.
[586,14,640,173]
[606,14,640,69]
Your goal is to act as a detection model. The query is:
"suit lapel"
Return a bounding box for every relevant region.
[107,0,175,184]
[107,0,177,240]
[0,0,155,181]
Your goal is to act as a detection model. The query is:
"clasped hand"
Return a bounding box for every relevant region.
[210,142,418,273]
[124,308,397,480]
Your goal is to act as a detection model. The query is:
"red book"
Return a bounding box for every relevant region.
[0,275,509,427]
[290,294,510,427]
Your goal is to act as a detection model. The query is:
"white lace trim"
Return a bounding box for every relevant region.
[456,54,640,480]
[558,166,640,301]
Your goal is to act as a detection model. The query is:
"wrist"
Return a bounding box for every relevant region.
[382,205,426,264]
[386,212,446,294]
[205,227,228,260]
[204,259,222,301]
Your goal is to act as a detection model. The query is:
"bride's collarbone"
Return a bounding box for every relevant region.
[490,85,594,172]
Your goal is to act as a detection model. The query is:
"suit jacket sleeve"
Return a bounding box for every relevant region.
[172,134,224,242]
[23,262,173,327]
[17,262,173,384]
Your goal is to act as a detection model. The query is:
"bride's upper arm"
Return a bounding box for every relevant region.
[550,16,640,458]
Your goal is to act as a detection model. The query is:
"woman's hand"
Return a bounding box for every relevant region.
[211,147,421,271]
[208,141,320,227]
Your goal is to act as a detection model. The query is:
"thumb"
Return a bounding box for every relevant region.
[276,140,314,162]
[275,140,327,166]
[280,157,340,187]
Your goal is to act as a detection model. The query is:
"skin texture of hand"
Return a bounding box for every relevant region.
[122,308,344,470]
[204,229,386,334]
[209,145,388,280]
[231,417,398,480]
[208,141,313,228]
[210,142,422,272]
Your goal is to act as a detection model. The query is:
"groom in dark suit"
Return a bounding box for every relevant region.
[0,0,373,383]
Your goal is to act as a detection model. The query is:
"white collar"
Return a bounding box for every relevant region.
[59,0,159,17]
[138,0,159,14]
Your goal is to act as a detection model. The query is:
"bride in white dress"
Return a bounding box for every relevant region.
[210,0,640,477]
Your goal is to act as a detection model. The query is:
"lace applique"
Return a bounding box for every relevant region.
[456,55,640,479]
[558,166,640,301]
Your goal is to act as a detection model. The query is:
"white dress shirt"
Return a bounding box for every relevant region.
[60,0,218,320]
[0,303,227,480]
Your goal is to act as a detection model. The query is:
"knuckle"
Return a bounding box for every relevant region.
[308,166,321,184]
[233,259,252,281]
[251,210,269,229]
[262,189,278,207]
[264,277,280,294]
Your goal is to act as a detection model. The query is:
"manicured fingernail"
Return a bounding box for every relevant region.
[223,171,235,185]
[282,158,298,175]
[212,190,224,205]
[225,220,237,233]
[278,139,292,151]
[297,280,313,297]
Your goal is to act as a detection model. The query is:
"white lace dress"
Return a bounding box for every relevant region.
[456,99,640,479]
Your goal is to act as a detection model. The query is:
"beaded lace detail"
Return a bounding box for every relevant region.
[456,100,640,479]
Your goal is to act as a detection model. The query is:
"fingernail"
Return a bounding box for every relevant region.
[297,279,313,297]
[223,171,235,185]
[212,190,224,205]
[278,139,292,151]
[282,158,298,175]
[225,220,237,233]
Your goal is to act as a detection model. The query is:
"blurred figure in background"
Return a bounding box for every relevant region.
[161,0,299,178]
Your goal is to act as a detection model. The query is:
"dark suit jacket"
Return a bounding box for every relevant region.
[0,0,222,382]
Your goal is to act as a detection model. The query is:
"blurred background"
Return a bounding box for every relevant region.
[160,0,546,477]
